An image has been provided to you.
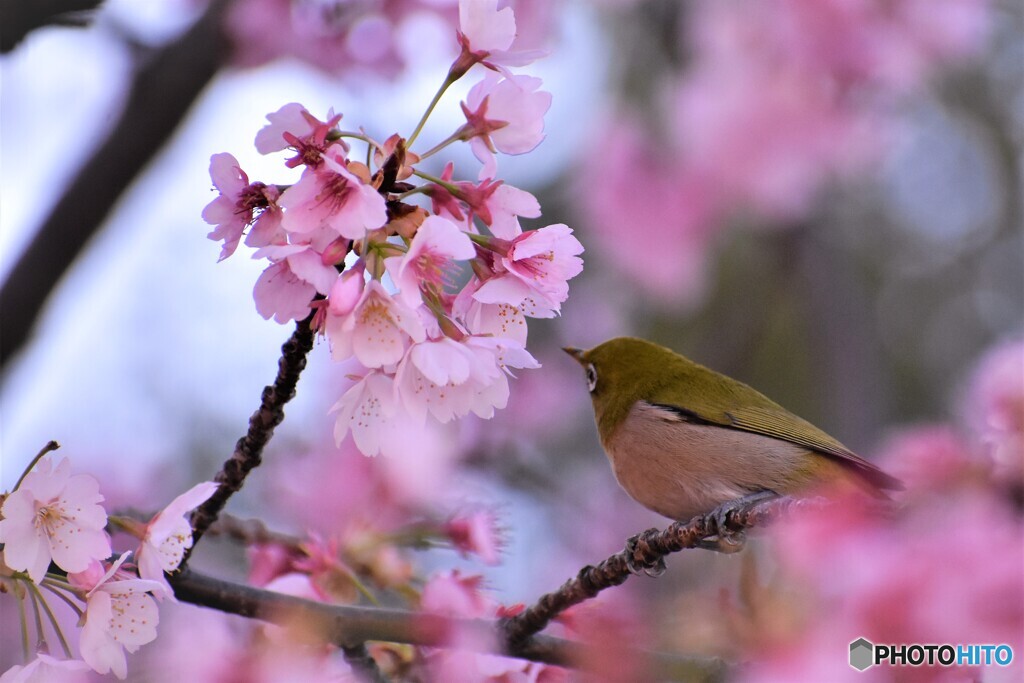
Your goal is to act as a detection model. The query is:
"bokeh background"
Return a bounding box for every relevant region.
[2,0,1022,680]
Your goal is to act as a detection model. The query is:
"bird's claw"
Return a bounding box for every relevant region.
[624,531,666,576]
[699,492,777,553]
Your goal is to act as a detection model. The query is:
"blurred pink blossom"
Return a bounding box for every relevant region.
[965,338,1024,489]
[0,655,89,683]
[444,509,502,564]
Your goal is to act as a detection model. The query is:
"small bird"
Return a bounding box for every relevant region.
[564,337,901,545]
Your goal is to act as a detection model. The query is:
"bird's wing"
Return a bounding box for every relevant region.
[652,399,903,491]
[723,405,902,490]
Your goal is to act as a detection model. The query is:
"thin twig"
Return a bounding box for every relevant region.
[184,314,316,563]
[502,496,816,645]
[169,569,724,681]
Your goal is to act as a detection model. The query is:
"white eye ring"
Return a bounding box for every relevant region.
[585,363,598,392]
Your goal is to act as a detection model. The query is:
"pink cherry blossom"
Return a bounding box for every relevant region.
[462,72,552,177]
[480,181,541,239]
[251,244,339,324]
[136,481,219,596]
[0,457,111,583]
[278,145,387,239]
[202,153,280,261]
[325,279,426,368]
[453,277,528,345]
[386,216,475,307]
[395,335,538,424]
[451,0,545,77]
[78,553,165,680]
[331,370,402,456]
[474,224,584,317]
[458,0,516,54]
[0,655,89,683]
[254,102,343,168]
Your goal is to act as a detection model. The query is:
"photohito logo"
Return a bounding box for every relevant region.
[849,638,1014,671]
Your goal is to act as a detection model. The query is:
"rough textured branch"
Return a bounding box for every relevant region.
[503,496,814,644]
[170,569,724,681]
[185,315,316,560]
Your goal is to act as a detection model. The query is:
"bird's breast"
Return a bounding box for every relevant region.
[602,401,817,521]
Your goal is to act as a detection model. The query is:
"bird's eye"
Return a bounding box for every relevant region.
[585,364,598,392]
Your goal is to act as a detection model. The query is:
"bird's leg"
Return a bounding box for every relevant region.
[698,490,779,553]
[624,530,667,577]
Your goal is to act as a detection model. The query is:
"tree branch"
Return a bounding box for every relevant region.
[169,568,725,681]
[502,496,817,645]
[0,0,230,369]
[185,314,316,561]
[0,0,105,53]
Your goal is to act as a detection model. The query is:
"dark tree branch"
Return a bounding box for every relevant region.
[169,568,726,681]
[0,0,104,52]
[185,314,316,561]
[0,0,229,370]
[502,496,818,645]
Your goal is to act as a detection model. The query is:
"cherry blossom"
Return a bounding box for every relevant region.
[0,655,89,683]
[331,370,402,457]
[0,457,111,583]
[136,481,219,596]
[252,244,340,324]
[462,71,552,176]
[278,145,387,239]
[395,335,538,424]
[474,224,584,317]
[458,0,516,54]
[386,215,475,307]
[254,102,343,167]
[78,554,165,680]
[202,153,280,261]
[325,279,426,368]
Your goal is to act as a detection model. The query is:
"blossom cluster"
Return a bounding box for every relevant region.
[0,451,216,680]
[205,0,582,457]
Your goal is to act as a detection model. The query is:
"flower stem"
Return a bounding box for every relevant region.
[412,169,459,194]
[41,580,85,619]
[12,440,59,492]
[407,75,458,149]
[416,133,461,162]
[29,582,73,658]
[17,584,30,660]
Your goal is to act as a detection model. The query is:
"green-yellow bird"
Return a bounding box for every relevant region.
[564,337,901,540]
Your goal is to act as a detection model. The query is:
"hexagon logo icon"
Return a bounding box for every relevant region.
[849,637,874,671]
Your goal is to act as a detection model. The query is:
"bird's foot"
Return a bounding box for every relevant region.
[624,531,667,577]
[701,491,779,554]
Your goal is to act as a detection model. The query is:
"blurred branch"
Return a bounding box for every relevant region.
[0,0,104,52]
[169,568,725,681]
[185,313,316,561]
[0,0,230,370]
[502,495,818,645]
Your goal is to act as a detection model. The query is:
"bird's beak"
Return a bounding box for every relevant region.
[562,346,585,365]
